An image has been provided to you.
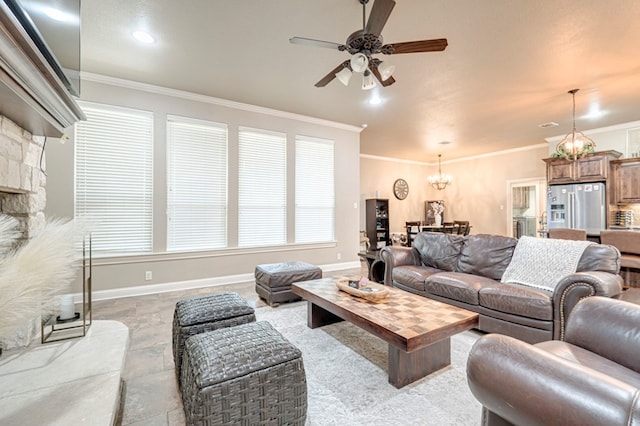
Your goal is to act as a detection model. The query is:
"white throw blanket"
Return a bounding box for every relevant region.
[500,236,593,292]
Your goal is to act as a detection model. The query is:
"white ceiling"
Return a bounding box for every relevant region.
[80,0,640,162]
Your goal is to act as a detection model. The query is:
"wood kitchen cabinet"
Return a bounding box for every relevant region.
[611,158,640,204]
[543,150,622,184]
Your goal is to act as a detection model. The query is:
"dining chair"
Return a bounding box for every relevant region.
[600,230,640,288]
[405,221,421,247]
[547,228,587,240]
[453,220,470,236]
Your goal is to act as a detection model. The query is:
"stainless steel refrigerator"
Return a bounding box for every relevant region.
[547,182,606,235]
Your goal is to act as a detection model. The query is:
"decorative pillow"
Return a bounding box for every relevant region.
[413,232,464,272]
[457,234,517,280]
[500,236,592,292]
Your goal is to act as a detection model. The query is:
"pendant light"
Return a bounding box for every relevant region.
[555,89,596,161]
[428,154,452,190]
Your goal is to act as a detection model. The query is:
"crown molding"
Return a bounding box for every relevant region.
[80,72,363,133]
[361,143,548,166]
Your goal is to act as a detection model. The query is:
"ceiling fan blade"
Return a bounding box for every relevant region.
[384,38,448,54]
[315,61,350,87]
[365,0,396,37]
[289,37,342,50]
[370,66,396,87]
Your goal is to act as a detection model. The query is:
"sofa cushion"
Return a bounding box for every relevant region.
[413,232,465,272]
[479,282,553,320]
[392,265,441,292]
[426,272,499,305]
[457,234,517,280]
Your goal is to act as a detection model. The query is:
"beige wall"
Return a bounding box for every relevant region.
[360,145,549,236]
[45,77,362,293]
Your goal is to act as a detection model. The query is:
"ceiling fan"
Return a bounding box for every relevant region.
[289,0,448,89]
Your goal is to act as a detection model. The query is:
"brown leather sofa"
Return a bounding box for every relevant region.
[467,297,640,426]
[380,232,623,343]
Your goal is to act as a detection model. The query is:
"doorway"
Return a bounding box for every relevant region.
[506,178,546,238]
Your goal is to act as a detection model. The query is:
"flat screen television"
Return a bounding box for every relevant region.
[3,0,80,97]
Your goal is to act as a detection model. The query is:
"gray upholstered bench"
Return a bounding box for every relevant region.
[255,261,322,306]
[180,321,307,425]
[172,292,255,384]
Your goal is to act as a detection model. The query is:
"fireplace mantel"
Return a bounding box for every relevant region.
[0,2,84,137]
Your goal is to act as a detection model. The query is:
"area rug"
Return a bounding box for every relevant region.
[255,301,482,426]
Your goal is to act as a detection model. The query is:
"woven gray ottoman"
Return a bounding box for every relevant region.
[255,261,322,306]
[172,292,255,384]
[181,321,307,425]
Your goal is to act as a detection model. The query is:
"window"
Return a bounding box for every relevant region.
[295,136,335,243]
[167,116,228,251]
[75,103,153,255]
[238,127,286,247]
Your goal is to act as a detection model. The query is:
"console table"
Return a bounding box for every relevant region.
[357,251,385,283]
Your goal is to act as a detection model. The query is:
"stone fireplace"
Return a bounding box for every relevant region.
[0,115,47,348]
[0,115,47,240]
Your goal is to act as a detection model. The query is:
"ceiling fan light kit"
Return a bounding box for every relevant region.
[350,53,369,72]
[335,67,353,86]
[378,61,395,81]
[362,70,376,90]
[290,0,447,89]
[555,89,596,161]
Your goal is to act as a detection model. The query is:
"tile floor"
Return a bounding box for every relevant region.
[93,266,363,425]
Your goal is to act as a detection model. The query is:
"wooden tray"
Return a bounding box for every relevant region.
[335,277,389,302]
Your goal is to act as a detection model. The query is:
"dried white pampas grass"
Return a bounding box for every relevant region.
[0,215,86,346]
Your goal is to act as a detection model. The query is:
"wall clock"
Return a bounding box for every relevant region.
[393,178,409,200]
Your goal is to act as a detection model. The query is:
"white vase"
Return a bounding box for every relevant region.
[435,214,442,227]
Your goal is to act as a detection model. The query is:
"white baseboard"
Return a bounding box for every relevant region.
[84,260,361,302]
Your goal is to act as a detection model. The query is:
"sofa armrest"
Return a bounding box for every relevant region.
[565,297,640,373]
[467,334,640,426]
[551,271,623,340]
[379,246,421,286]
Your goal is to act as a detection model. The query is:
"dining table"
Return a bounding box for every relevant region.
[420,224,458,233]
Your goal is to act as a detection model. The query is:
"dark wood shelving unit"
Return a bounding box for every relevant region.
[366,198,390,250]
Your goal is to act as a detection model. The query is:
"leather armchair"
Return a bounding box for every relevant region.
[467,296,640,426]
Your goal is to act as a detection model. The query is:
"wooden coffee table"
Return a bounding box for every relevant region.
[292,278,479,388]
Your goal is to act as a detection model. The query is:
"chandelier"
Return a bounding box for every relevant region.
[428,154,452,190]
[555,89,596,161]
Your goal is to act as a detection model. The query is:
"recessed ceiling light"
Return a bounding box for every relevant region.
[362,124,368,128]
[368,95,382,105]
[438,141,452,145]
[538,122,559,128]
[133,31,155,44]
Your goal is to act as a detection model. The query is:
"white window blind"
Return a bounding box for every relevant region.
[75,103,153,255]
[167,116,228,251]
[238,127,286,247]
[295,136,335,243]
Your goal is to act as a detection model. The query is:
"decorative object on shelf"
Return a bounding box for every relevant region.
[360,230,371,251]
[0,215,86,349]
[554,89,596,161]
[41,233,92,343]
[428,154,452,190]
[289,0,448,89]
[391,232,407,246]
[393,178,409,200]
[425,200,445,225]
[430,200,445,227]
